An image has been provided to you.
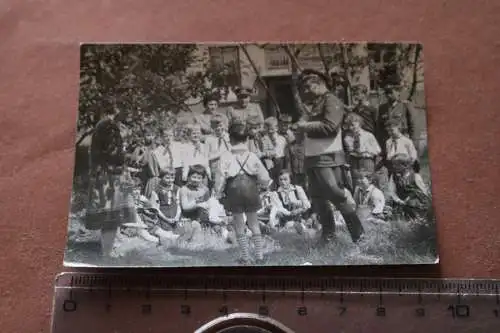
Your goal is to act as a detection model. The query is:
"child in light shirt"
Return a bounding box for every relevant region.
[214,119,272,265]
[148,168,202,243]
[387,154,431,221]
[385,120,419,174]
[261,117,288,187]
[353,170,386,220]
[182,124,211,183]
[180,165,212,225]
[344,113,382,189]
[273,170,311,230]
[153,129,185,187]
[246,116,264,158]
[205,114,231,187]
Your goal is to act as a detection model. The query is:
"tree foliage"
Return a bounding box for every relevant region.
[76,43,424,146]
[77,44,238,145]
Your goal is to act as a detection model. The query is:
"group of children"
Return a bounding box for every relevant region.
[103,83,431,264]
[342,110,430,224]
[113,109,314,264]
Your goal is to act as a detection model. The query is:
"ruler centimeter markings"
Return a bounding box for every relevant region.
[51,273,500,333]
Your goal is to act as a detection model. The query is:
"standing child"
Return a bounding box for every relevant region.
[214,120,272,265]
[343,113,382,189]
[246,116,264,158]
[385,120,419,175]
[206,114,231,187]
[182,124,211,184]
[261,117,288,187]
[278,114,296,146]
[153,129,185,187]
[287,129,307,189]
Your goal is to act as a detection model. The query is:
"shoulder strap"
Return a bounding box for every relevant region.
[294,186,300,199]
[235,153,251,175]
[277,190,286,204]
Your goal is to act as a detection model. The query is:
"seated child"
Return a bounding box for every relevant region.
[343,113,381,189]
[119,176,161,245]
[180,164,221,231]
[387,154,431,221]
[353,170,387,221]
[256,190,282,233]
[261,117,288,187]
[385,120,419,174]
[273,170,311,232]
[214,119,272,265]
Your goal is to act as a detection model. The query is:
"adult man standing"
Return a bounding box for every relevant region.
[349,84,378,134]
[293,70,364,246]
[226,86,265,126]
[86,102,128,259]
[376,84,417,156]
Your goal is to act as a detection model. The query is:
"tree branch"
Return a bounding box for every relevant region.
[317,43,331,75]
[408,44,422,101]
[75,129,94,146]
[239,44,281,116]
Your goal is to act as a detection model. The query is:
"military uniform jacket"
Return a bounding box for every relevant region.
[302,92,345,167]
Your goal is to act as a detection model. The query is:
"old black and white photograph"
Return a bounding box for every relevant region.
[65,42,438,267]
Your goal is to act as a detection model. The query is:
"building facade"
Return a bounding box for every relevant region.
[187,44,424,118]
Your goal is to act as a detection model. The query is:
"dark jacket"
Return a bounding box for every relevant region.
[303,92,346,167]
[90,118,125,170]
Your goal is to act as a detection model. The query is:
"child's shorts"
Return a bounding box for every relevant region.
[224,174,261,214]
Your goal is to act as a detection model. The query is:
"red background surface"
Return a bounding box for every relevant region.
[1,1,500,332]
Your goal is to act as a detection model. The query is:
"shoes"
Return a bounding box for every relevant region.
[255,258,267,265]
[294,221,305,235]
[236,258,253,266]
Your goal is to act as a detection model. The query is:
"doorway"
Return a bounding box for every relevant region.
[265,76,300,121]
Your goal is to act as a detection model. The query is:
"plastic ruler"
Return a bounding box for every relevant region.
[51,272,500,333]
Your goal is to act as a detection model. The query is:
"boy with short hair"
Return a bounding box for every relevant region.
[153,129,184,187]
[278,114,296,145]
[205,114,231,185]
[246,116,264,158]
[182,124,211,183]
[214,119,272,265]
[273,169,311,233]
[343,113,382,188]
[387,154,431,221]
[350,84,378,134]
[385,119,418,174]
[261,116,288,185]
[353,170,386,220]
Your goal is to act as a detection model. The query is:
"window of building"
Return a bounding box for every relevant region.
[208,46,241,86]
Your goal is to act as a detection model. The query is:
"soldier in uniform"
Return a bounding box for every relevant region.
[349,84,378,134]
[376,83,417,156]
[293,69,364,246]
[226,86,265,126]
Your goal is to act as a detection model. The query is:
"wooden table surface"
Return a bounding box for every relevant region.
[0,1,499,332]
